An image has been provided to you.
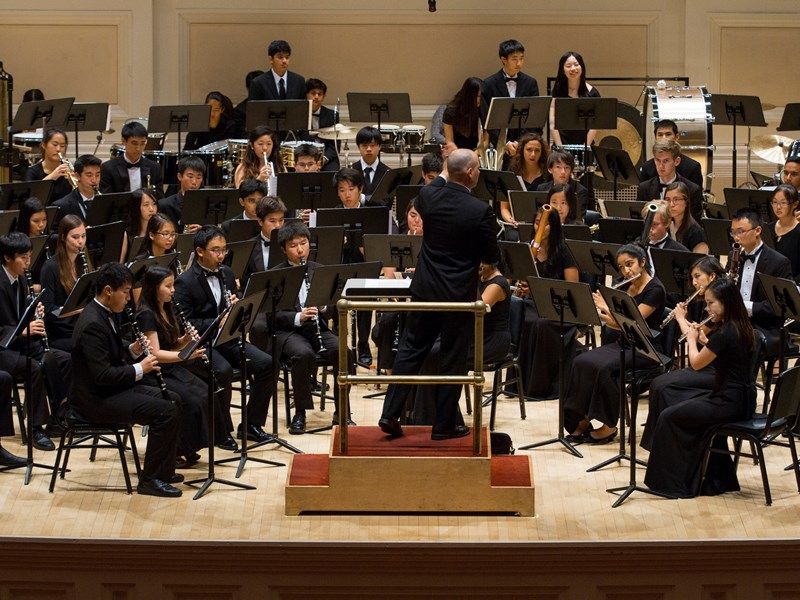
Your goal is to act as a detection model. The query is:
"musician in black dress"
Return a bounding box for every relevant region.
[49,154,101,233]
[499,132,549,240]
[123,189,158,257]
[25,128,74,201]
[549,51,601,148]
[547,182,583,226]
[666,182,709,254]
[768,184,800,282]
[183,91,241,151]
[442,77,485,154]
[563,244,666,443]
[16,197,48,287]
[644,278,756,498]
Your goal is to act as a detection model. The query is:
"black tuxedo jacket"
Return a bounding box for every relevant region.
[50,190,89,233]
[271,260,332,352]
[174,261,237,334]
[411,177,500,302]
[637,173,703,223]
[241,234,271,290]
[641,153,703,189]
[99,155,164,197]
[70,300,137,405]
[480,70,540,145]
[158,192,183,230]
[248,70,306,101]
[733,244,793,330]
[0,272,33,353]
[350,160,390,203]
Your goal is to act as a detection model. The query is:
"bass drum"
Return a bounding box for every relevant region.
[644,85,713,183]
[593,101,644,169]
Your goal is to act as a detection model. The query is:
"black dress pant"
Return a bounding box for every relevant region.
[281,327,339,411]
[213,340,273,428]
[0,348,52,427]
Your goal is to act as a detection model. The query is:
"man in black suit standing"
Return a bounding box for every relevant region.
[50,154,101,232]
[299,78,340,172]
[248,40,306,102]
[69,262,182,497]
[379,149,500,440]
[99,121,164,197]
[639,119,704,188]
[480,39,540,156]
[637,139,704,222]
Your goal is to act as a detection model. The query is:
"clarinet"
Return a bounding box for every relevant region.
[172,297,209,367]
[125,306,171,402]
[24,269,49,352]
[300,258,325,355]
[76,249,90,277]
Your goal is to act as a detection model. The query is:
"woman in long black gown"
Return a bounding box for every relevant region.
[769,184,800,282]
[641,256,726,449]
[644,278,756,497]
[563,244,666,443]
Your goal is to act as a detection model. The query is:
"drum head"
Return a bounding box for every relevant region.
[594,101,644,167]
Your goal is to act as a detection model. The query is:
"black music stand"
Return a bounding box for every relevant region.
[710,94,767,187]
[224,219,260,243]
[245,100,311,134]
[363,234,422,272]
[723,188,774,228]
[125,235,147,263]
[53,271,100,318]
[85,221,125,267]
[368,166,423,206]
[29,235,48,269]
[84,192,132,226]
[566,240,623,286]
[241,265,305,447]
[224,239,256,283]
[276,172,338,213]
[598,218,642,245]
[554,98,617,173]
[508,190,548,223]
[10,98,73,134]
[0,210,18,235]
[704,203,728,220]
[777,103,800,133]
[516,223,534,244]
[498,241,537,282]
[0,181,54,209]
[175,233,195,264]
[701,218,733,257]
[485,96,550,150]
[649,248,707,297]
[347,93,412,132]
[520,278,600,457]
[593,145,640,202]
[563,224,593,242]
[603,201,645,220]
[148,105,211,159]
[315,206,390,249]
[473,170,524,205]
[757,273,800,374]
[394,185,423,222]
[127,255,178,287]
[65,102,109,160]
[182,189,240,226]
[308,226,346,265]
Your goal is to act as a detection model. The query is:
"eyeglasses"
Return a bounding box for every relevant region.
[207,247,228,256]
[667,197,687,204]
[729,228,755,237]
[156,231,178,239]
[770,200,791,207]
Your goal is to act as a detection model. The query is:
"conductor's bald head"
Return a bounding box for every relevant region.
[446,149,480,190]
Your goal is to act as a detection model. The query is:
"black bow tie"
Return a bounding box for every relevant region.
[261,237,270,248]
[125,160,140,170]
[743,248,763,263]
[504,75,518,83]
[198,265,220,278]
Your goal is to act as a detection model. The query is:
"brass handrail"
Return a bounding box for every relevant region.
[337,298,486,456]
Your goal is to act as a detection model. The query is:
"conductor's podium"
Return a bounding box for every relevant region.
[284,426,535,516]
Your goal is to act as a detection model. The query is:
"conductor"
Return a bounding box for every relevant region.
[378,149,500,440]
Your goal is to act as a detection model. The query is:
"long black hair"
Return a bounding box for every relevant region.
[446,77,482,139]
[705,278,755,350]
[546,181,580,224]
[138,266,179,347]
[535,206,570,276]
[551,51,589,98]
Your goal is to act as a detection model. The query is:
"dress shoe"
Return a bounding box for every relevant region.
[288,412,306,435]
[168,473,185,484]
[31,427,55,451]
[237,424,273,443]
[175,454,201,469]
[431,425,470,441]
[357,344,372,367]
[378,417,403,438]
[44,422,65,438]
[588,428,618,444]
[215,435,238,452]
[137,478,183,498]
[331,412,356,427]
[0,445,26,468]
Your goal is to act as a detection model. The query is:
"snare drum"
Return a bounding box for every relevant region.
[374,124,401,152]
[399,125,427,151]
[227,139,249,167]
[187,149,227,187]
[12,132,43,150]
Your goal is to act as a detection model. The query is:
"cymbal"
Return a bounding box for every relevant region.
[595,118,643,165]
[761,103,777,112]
[316,123,357,140]
[751,134,795,164]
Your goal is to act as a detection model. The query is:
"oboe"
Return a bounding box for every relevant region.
[125,306,171,401]
[678,315,714,343]
[24,269,49,352]
[172,297,209,367]
[300,258,325,355]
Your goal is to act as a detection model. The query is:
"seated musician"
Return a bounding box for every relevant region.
[139,213,179,265]
[350,127,389,202]
[69,262,182,497]
[442,77,485,154]
[233,126,285,189]
[781,154,800,192]
[248,40,306,102]
[768,185,800,281]
[124,189,158,245]
[729,208,792,357]
[50,154,101,232]
[421,151,443,185]
[641,200,689,283]
[639,119,703,188]
[271,221,344,434]
[158,156,206,234]
[25,128,74,201]
[291,144,322,224]
[666,182,709,254]
[637,139,703,222]
[99,121,164,196]
[242,194,285,290]
[221,177,264,236]
[301,78,340,172]
[563,244,666,444]
[174,226,274,449]
[536,150,592,224]
[16,197,48,287]
[183,91,241,151]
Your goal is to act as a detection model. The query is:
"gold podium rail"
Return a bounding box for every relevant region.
[336,298,486,456]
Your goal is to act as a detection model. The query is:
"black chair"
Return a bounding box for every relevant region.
[11,382,27,445]
[485,295,526,431]
[700,365,800,506]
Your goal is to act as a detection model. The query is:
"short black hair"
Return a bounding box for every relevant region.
[74,154,102,174]
[421,152,443,174]
[238,178,269,200]
[268,39,291,57]
[122,121,148,140]
[245,70,264,89]
[547,150,575,170]
[732,208,761,229]
[654,119,679,135]
[95,262,133,294]
[177,155,206,176]
[0,231,32,264]
[305,78,327,95]
[193,225,225,251]
[295,143,322,161]
[499,39,525,58]
[277,220,310,248]
[356,126,382,147]
[256,196,287,220]
[334,167,364,189]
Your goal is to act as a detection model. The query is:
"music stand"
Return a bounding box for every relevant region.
[86,221,125,267]
[0,181,54,209]
[603,201,645,220]
[315,206,390,253]
[485,96,550,152]
[649,248,706,297]
[127,255,178,287]
[346,93,413,132]
[563,224,593,242]
[10,98,74,134]
[757,273,800,374]
[224,239,256,282]
[125,235,147,263]
[554,98,618,177]
[0,210,18,234]
[723,188,774,228]
[148,104,210,158]
[225,219,260,243]
[705,203,729,220]
[710,94,767,186]
[181,189,240,226]
[394,185,423,221]
[593,145,640,202]
[175,233,195,264]
[566,240,623,286]
[498,241,537,282]
[473,169,524,205]
[368,166,423,207]
[84,192,132,227]
[276,172,339,213]
[701,218,733,257]
[509,190,548,223]
[245,99,311,134]
[598,218,642,245]
[65,102,109,160]
[520,278,600,457]
[29,235,48,269]
[777,103,800,133]
[53,272,100,318]
[363,234,422,272]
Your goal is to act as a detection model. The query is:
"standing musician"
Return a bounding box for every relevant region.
[158,156,206,234]
[25,128,75,201]
[174,226,274,448]
[379,149,500,440]
[99,121,164,196]
[271,222,344,434]
[666,182,709,254]
[767,184,800,281]
[637,139,703,222]
[350,127,389,202]
[442,77,486,154]
[233,126,285,189]
[300,78,340,172]
[50,154,101,232]
[536,150,592,224]
[549,51,601,148]
[248,40,306,102]
[639,119,703,188]
[69,262,182,498]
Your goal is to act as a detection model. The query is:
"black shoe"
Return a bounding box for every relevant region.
[137,478,183,498]
[31,427,55,451]
[357,344,372,367]
[332,413,356,427]
[0,446,26,467]
[237,424,273,443]
[168,473,185,484]
[431,425,470,441]
[378,417,403,438]
[215,435,238,452]
[588,428,618,445]
[44,422,65,438]
[288,412,306,435]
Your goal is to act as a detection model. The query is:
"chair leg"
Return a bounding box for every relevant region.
[114,431,133,495]
[762,361,774,413]
[319,366,326,412]
[514,363,526,421]
[789,434,800,493]
[753,437,772,506]
[733,437,744,470]
[126,426,142,477]
[61,430,75,479]
[49,429,68,493]
[463,384,472,416]
[89,434,100,462]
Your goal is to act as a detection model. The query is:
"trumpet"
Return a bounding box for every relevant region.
[57,152,79,190]
[24,269,49,352]
[678,314,714,343]
[611,272,641,290]
[660,286,705,329]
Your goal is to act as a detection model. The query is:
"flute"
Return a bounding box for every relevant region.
[125,306,171,402]
[678,315,714,343]
[610,272,641,290]
[660,286,705,329]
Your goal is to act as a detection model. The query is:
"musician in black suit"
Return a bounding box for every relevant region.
[99,121,164,197]
[729,208,793,356]
[248,40,306,102]
[350,126,390,203]
[242,194,285,291]
[642,200,690,267]
[174,226,274,446]
[0,370,24,467]
[233,70,264,134]
[50,154,101,233]
[379,150,500,440]
[299,78,340,172]
[220,178,265,239]
[637,139,703,222]
[639,119,704,188]
[480,39,540,152]
[157,156,206,234]
[271,222,342,434]
[69,262,182,497]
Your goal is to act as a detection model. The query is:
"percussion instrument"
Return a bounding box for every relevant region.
[399,125,427,152]
[316,124,357,141]
[561,144,595,173]
[11,132,42,150]
[227,139,248,164]
[750,135,795,164]
[110,143,125,158]
[279,140,326,170]
[187,148,228,187]
[374,124,400,152]
[144,150,179,183]
[593,101,644,167]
